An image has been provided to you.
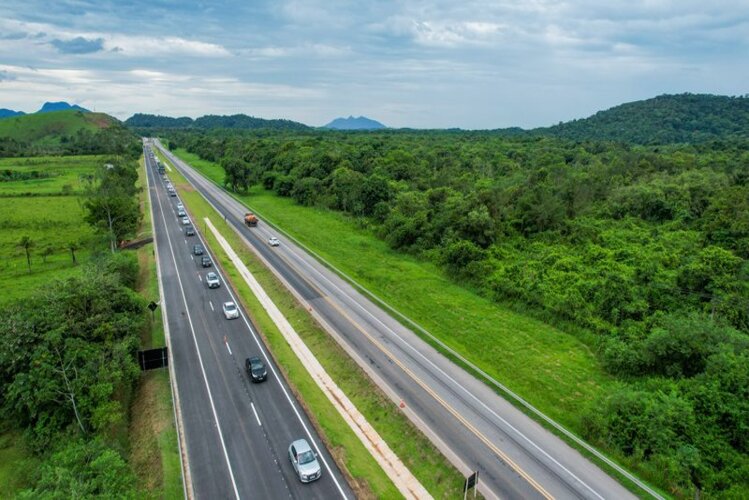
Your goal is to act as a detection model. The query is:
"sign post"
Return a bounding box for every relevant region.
[148,301,159,323]
[464,470,479,500]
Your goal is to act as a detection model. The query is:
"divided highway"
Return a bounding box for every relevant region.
[143,143,353,500]
[155,139,640,500]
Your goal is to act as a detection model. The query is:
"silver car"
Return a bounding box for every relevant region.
[181,216,190,225]
[222,301,239,319]
[288,439,321,483]
[206,272,220,289]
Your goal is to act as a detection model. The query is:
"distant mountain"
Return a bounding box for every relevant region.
[0,108,25,119]
[37,101,89,113]
[324,116,386,130]
[537,93,749,144]
[125,113,309,131]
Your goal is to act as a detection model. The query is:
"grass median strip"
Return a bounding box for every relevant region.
[205,217,431,499]
[157,148,466,498]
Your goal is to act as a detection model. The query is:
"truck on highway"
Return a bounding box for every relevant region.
[244,212,258,227]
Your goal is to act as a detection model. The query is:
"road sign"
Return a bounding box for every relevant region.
[464,471,479,499]
[148,301,158,312]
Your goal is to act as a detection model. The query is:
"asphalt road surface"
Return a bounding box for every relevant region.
[155,140,639,500]
[144,143,353,500]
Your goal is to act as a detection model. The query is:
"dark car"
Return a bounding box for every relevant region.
[185,226,195,236]
[193,245,204,256]
[245,356,267,382]
[201,256,212,267]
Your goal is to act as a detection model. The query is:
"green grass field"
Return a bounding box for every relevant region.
[158,148,466,498]
[0,155,102,306]
[0,110,111,146]
[0,155,104,196]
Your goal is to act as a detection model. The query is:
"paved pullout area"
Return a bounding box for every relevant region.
[144,144,353,500]
[156,140,640,500]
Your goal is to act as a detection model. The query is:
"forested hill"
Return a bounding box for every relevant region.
[125,113,310,131]
[0,110,139,157]
[537,93,749,144]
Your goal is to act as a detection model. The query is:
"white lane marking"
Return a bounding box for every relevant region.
[198,274,202,282]
[191,255,194,261]
[251,403,262,427]
[225,339,233,356]
[158,144,348,499]
[151,155,241,500]
[209,301,214,311]
[184,239,187,244]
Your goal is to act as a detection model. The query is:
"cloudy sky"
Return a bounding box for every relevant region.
[0,0,747,128]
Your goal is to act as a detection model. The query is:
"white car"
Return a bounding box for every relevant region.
[268,237,280,247]
[177,208,186,217]
[222,301,239,319]
[206,272,220,288]
[177,203,184,210]
[181,216,190,225]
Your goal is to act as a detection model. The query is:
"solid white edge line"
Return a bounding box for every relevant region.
[143,144,191,500]
[151,145,241,500]
[158,144,349,500]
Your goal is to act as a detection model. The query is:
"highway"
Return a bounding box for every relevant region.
[143,143,353,500]
[154,139,638,500]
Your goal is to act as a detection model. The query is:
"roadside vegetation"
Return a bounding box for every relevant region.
[163,127,749,498]
[0,122,181,497]
[156,148,466,498]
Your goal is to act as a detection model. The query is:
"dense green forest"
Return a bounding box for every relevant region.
[539,94,749,144]
[125,112,310,131]
[168,128,749,497]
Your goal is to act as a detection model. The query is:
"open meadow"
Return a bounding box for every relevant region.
[0,155,99,305]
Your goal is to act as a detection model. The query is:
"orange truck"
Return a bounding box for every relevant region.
[244,212,258,227]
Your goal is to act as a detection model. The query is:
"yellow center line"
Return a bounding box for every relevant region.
[240,222,555,500]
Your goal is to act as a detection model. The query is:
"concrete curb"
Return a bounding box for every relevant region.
[204,217,432,500]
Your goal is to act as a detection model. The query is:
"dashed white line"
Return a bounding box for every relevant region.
[209,300,214,311]
[191,255,194,261]
[250,403,262,427]
[198,274,202,282]
[225,340,233,356]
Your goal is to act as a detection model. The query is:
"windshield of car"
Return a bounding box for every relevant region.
[297,450,315,464]
[225,303,236,311]
[251,358,264,370]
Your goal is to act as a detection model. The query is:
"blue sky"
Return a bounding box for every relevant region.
[0,0,747,128]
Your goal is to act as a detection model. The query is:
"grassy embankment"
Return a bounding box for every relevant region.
[168,148,661,493]
[0,110,109,147]
[128,156,182,498]
[156,148,467,498]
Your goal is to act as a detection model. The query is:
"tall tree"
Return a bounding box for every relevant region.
[18,236,34,272]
